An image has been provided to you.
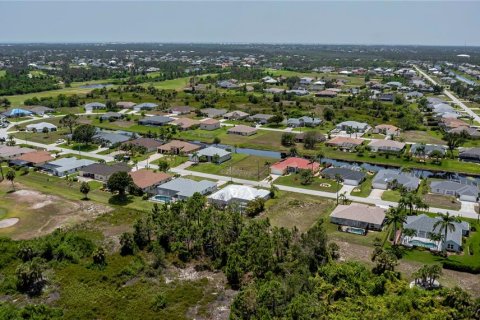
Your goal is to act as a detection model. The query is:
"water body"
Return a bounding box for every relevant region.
[79,83,113,89]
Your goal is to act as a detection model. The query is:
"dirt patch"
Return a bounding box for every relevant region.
[0,218,19,228]
[334,240,480,297]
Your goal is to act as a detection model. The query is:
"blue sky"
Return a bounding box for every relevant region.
[0,1,478,46]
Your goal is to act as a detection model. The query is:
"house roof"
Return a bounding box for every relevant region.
[81,162,131,177]
[200,108,227,117]
[170,106,193,113]
[368,139,406,150]
[158,140,200,153]
[201,119,220,125]
[326,136,364,147]
[209,185,270,202]
[94,132,131,144]
[172,118,200,129]
[16,150,53,164]
[197,146,231,158]
[430,180,479,197]
[43,157,96,173]
[100,112,122,119]
[26,122,57,130]
[375,124,399,132]
[227,125,257,134]
[2,108,32,117]
[322,167,366,182]
[139,116,174,125]
[0,145,36,158]
[250,114,274,120]
[157,178,216,198]
[85,102,105,109]
[337,121,370,130]
[224,110,249,118]
[330,203,386,226]
[28,106,54,114]
[270,157,320,172]
[373,169,420,189]
[403,214,469,246]
[410,144,446,155]
[129,169,172,189]
[135,102,158,109]
[460,147,480,158]
[116,101,136,108]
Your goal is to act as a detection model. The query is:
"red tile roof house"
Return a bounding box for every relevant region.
[227,125,257,136]
[270,157,320,175]
[199,119,221,131]
[129,169,173,194]
[14,150,53,166]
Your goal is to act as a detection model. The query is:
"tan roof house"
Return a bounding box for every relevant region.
[223,110,249,120]
[158,140,201,155]
[116,101,136,109]
[129,169,172,194]
[15,150,53,166]
[227,125,257,136]
[330,203,386,231]
[368,140,406,153]
[325,137,363,151]
[172,118,200,130]
[374,124,400,136]
[122,138,164,153]
[199,119,221,131]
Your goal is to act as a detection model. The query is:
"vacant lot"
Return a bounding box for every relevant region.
[400,130,445,145]
[188,154,275,181]
[274,173,340,193]
[262,192,335,232]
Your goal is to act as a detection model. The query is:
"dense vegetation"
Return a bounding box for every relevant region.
[0,71,60,96]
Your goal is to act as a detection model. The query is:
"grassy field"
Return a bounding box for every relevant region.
[263,192,335,232]
[158,155,189,168]
[350,175,373,197]
[400,130,445,145]
[274,173,340,193]
[187,153,274,181]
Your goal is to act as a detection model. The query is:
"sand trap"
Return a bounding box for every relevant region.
[0,218,19,228]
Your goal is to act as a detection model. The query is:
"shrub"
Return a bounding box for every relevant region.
[442,260,480,274]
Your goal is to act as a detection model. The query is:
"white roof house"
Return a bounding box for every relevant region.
[208,184,270,207]
[41,157,96,177]
[26,122,57,132]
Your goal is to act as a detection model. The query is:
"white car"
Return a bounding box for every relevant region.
[56,139,66,144]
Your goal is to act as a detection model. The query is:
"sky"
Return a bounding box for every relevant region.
[0,1,479,46]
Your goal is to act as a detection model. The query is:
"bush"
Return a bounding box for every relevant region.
[442,260,480,274]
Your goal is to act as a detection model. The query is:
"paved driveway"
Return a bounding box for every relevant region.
[369,189,385,200]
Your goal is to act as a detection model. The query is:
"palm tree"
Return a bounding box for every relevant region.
[191,151,199,164]
[338,192,348,205]
[433,212,460,254]
[334,174,343,205]
[6,170,16,191]
[385,207,407,245]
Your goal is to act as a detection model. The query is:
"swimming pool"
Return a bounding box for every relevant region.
[346,227,366,235]
[151,195,172,203]
[408,239,436,249]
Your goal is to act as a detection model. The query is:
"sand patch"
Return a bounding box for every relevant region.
[0,218,19,228]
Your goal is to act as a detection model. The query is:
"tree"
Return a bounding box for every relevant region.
[334,174,343,205]
[443,132,465,157]
[191,151,199,164]
[245,197,266,217]
[281,132,296,147]
[72,124,96,146]
[107,171,133,198]
[299,169,313,185]
[430,149,443,164]
[433,212,460,254]
[323,107,335,121]
[157,160,170,172]
[120,232,136,255]
[0,97,11,111]
[6,169,16,191]
[42,127,49,137]
[59,114,79,134]
[15,258,44,295]
[385,207,407,245]
[213,137,221,145]
[303,131,319,150]
[371,248,398,274]
[92,247,106,266]
[80,181,91,200]
[267,114,284,126]
[414,264,442,288]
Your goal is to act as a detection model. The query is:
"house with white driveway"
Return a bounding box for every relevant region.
[40,157,96,177]
[26,122,57,132]
[208,185,270,209]
[429,180,479,202]
[372,169,420,191]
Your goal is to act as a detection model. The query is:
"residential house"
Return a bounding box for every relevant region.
[122,138,163,153]
[129,169,173,194]
[294,132,326,143]
[134,103,158,111]
[287,116,322,128]
[299,77,314,85]
[249,114,274,124]
[190,146,231,164]
[10,150,53,167]
[440,118,469,130]
[321,167,366,186]
[325,136,364,151]
[2,108,33,118]
[93,131,132,147]
[80,163,131,182]
[158,140,201,155]
[315,90,337,98]
[286,89,309,96]
[264,88,285,94]
[410,144,447,157]
[330,203,386,231]
[26,122,57,132]
[430,180,479,202]
[100,112,123,121]
[84,102,106,112]
[40,157,96,177]
[459,148,480,162]
[372,169,420,191]
[199,119,221,131]
[336,121,370,133]
[138,116,174,126]
[449,127,480,139]
[156,178,217,201]
[373,124,400,136]
[172,118,200,130]
[402,214,470,252]
[217,80,239,89]
[368,140,406,153]
[169,106,193,115]
[227,125,257,136]
[405,91,424,99]
[28,106,54,116]
[223,110,249,120]
[270,157,320,175]
[378,93,394,102]
[200,108,227,118]
[208,185,270,209]
[116,101,136,109]
[0,145,36,160]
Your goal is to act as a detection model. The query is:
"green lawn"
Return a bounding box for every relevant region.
[59,142,100,152]
[350,175,373,197]
[158,155,189,168]
[187,153,274,181]
[381,190,401,202]
[274,173,341,193]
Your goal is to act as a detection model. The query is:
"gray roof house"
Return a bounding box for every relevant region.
[402,214,470,252]
[93,131,132,146]
[368,140,406,153]
[330,203,386,231]
[372,169,420,191]
[223,110,249,120]
[321,167,366,186]
[249,114,274,124]
[100,112,123,121]
[156,178,217,201]
[79,162,131,182]
[287,116,322,128]
[410,144,447,157]
[28,106,54,116]
[40,157,96,177]
[134,103,158,111]
[85,102,106,111]
[459,148,480,163]
[200,108,227,118]
[189,146,232,164]
[336,121,370,133]
[138,116,174,126]
[430,180,479,202]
